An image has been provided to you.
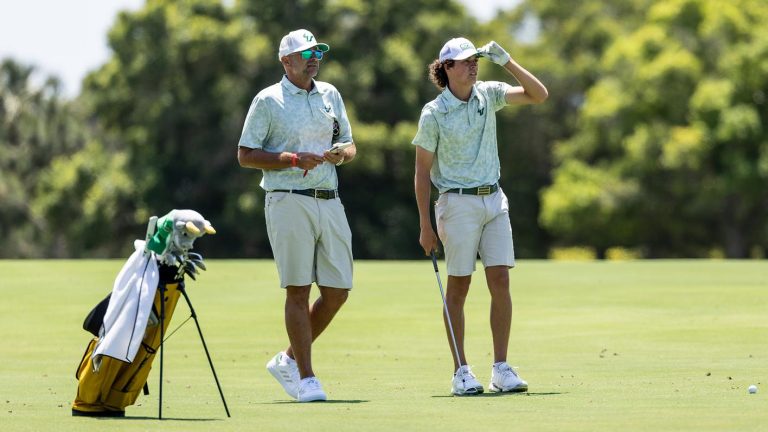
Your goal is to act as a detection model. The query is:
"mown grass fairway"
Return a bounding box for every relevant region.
[1,260,766,431]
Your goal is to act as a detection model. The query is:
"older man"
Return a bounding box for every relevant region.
[238,29,357,402]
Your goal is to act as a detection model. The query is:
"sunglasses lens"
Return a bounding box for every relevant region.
[300,50,323,60]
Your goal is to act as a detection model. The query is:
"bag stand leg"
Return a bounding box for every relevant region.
[159,284,166,420]
[178,285,231,417]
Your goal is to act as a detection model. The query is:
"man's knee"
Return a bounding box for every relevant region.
[446,275,471,306]
[486,266,509,292]
[286,285,311,306]
[447,275,471,293]
[320,287,349,309]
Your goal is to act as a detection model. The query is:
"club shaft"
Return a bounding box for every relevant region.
[431,252,463,368]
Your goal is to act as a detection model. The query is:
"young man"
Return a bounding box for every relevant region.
[413,37,547,395]
[237,29,356,402]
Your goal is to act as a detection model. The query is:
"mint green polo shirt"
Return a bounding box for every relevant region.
[412,81,512,193]
[238,75,353,191]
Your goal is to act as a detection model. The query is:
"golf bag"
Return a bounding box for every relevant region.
[72,210,216,417]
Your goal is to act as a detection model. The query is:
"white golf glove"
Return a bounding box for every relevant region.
[478,41,510,66]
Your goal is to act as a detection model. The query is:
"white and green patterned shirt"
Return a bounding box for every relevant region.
[412,81,512,193]
[238,75,353,191]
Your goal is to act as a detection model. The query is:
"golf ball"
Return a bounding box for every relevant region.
[748,385,757,394]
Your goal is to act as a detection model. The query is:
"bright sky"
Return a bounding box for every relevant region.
[0,0,517,97]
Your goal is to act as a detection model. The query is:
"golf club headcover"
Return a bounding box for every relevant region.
[145,210,216,264]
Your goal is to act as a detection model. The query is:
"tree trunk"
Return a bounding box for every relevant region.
[596,247,607,260]
[721,194,749,258]
[721,223,748,258]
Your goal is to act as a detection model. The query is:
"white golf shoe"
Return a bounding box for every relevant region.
[451,365,484,396]
[298,376,327,402]
[489,362,528,393]
[266,352,300,399]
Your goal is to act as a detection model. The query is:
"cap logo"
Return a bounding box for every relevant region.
[460,42,471,49]
[304,33,315,42]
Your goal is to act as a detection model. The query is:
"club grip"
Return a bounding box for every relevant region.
[430,250,439,272]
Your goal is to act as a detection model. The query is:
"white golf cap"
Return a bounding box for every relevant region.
[278,29,330,60]
[439,37,479,62]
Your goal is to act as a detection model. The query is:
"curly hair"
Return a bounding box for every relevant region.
[428,59,454,90]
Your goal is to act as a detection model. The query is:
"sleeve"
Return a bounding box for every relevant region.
[411,109,439,153]
[485,81,514,112]
[334,90,353,143]
[238,95,271,149]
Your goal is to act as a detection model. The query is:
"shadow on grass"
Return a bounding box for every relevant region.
[96,417,224,421]
[432,392,565,398]
[263,399,369,405]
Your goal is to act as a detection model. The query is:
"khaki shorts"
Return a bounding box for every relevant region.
[265,191,353,289]
[434,189,515,276]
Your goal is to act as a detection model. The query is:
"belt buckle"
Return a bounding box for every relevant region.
[313,190,322,199]
[477,186,491,196]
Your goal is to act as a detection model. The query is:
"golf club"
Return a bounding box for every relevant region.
[430,251,464,378]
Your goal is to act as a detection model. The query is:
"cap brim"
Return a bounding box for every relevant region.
[452,49,480,60]
[291,42,330,55]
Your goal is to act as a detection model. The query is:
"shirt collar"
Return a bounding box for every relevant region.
[281,75,318,95]
[436,84,479,113]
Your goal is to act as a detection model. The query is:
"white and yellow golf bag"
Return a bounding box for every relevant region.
[72,210,217,417]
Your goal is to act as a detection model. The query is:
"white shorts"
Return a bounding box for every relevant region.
[434,189,515,276]
[265,191,353,289]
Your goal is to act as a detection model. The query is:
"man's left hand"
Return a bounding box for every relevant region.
[323,149,345,165]
[478,41,511,66]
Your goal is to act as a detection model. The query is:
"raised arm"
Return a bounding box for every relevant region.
[479,41,548,105]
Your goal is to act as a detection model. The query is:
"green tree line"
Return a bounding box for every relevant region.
[1,0,766,259]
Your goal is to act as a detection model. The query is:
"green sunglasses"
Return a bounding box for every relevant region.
[300,49,324,60]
